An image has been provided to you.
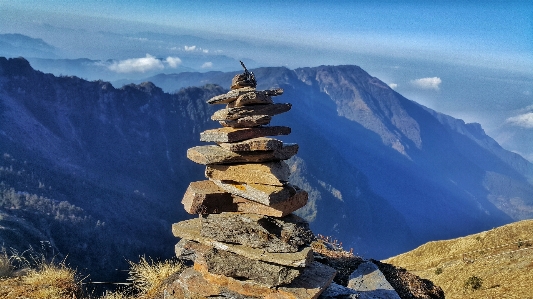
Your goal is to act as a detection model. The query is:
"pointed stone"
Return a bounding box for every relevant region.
[211,103,291,121]
[219,115,272,128]
[200,213,315,253]
[200,126,291,143]
[187,144,297,164]
[206,87,255,105]
[205,161,290,186]
[172,218,314,267]
[227,90,274,107]
[181,181,234,214]
[218,137,284,152]
[212,180,298,205]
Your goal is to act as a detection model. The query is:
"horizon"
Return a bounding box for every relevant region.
[1,0,532,160]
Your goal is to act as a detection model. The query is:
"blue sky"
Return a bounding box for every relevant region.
[1,0,533,160]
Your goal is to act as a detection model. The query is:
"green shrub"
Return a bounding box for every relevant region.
[464,275,483,291]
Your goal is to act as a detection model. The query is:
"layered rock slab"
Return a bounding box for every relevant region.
[205,161,290,186]
[187,144,298,164]
[212,180,299,205]
[211,103,291,121]
[347,261,401,299]
[218,137,284,152]
[200,126,291,143]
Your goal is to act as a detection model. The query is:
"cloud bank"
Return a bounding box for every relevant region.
[506,112,533,128]
[201,62,213,69]
[410,77,442,90]
[107,54,181,73]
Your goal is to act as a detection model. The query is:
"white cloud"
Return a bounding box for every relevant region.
[165,56,182,68]
[108,54,164,73]
[410,77,442,90]
[202,49,209,53]
[201,62,213,68]
[184,45,196,51]
[388,83,398,89]
[506,112,533,128]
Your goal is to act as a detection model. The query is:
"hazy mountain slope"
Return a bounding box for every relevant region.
[383,219,533,299]
[0,34,58,59]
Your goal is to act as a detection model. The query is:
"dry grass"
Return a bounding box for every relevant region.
[383,219,533,299]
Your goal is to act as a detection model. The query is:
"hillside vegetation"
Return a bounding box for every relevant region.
[383,220,533,298]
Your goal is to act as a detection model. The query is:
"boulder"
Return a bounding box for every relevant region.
[181,180,234,214]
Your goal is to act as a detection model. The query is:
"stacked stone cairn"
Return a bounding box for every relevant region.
[168,62,337,298]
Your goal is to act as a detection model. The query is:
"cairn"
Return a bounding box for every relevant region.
[167,62,336,299]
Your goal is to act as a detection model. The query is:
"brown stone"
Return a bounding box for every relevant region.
[211,103,291,121]
[172,218,314,267]
[207,87,255,105]
[178,180,307,217]
[205,161,290,186]
[211,180,297,205]
[227,90,274,107]
[187,144,297,165]
[200,126,291,143]
[200,213,315,253]
[178,240,302,286]
[181,181,235,214]
[219,115,272,128]
[218,137,284,152]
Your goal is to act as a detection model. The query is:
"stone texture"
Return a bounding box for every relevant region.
[179,180,307,217]
[172,218,314,267]
[227,90,278,107]
[205,161,290,186]
[178,240,302,286]
[200,213,315,253]
[218,137,284,152]
[219,115,272,128]
[187,144,297,165]
[181,181,234,214]
[207,87,256,104]
[318,283,359,299]
[211,103,291,121]
[347,261,401,299]
[212,180,298,205]
[200,126,291,143]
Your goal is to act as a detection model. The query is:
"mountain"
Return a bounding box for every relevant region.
[383,219,533,298]
[1,57,532,280]
[0,34,58,59]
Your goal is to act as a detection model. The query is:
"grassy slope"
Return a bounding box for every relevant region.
[383,219,533,299]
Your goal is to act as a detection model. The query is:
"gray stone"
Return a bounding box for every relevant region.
[347,261,401,299]
[181,180,234,214]
[211,180,298,205]
[205,161,290,186]
[187,144,297,165]
[200,126,291,143]
[211,103,291,121]
[233,189,308,217]
[228,90,274,107]
[219,115,272,128]
[207,87,255,105]
[181,240,302,286]
[218,137,284,152]
[319,283,360,299]
[172,218,314,267]
[200,213,315,253]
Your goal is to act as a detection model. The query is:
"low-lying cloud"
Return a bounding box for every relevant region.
[201,62,213,69]
[107,54,181,73]
[410,77,442,90]
[506,112,533,128]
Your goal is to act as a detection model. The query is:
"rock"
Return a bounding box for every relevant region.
[205,161,290,186]
[218,137,284,152]
[207,87,256,105]
[347,261,401,299]
[227,90,274,107]
[187,144,297,164]
[219,115,272,128]
[318,283,359,299]
[212,180,297,205]
[199,126,291,143]
[231,73,256,90]
[181,181,235,214]
[172,218,314,267]
[234,189,308,217]
[200,213,315,253]
[211,103,291,121]
[163,267,221,299]
[179,240,302,286]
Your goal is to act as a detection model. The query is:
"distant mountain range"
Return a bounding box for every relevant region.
[1,56,532,280]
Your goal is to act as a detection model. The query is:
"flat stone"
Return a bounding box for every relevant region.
[211,103,291,121]
[178,180,308,217]
[200,126,291,143]
[200,213,315,253]
[218,137,284,152]
[172,218,314,267]
[178,240,302,286]
[205,161,290,186]
[219,115,272,128]
[181,181,234,214]
[347,261,401,299]
[164,267,221,299]
[211,180,298,205]
[227,90,274,107]
[318,283,359,299]
[187,144,297,165]
[193,261,336,299]
[207,87,255,105]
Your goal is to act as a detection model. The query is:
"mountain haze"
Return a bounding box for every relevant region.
[1,57,532,280]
